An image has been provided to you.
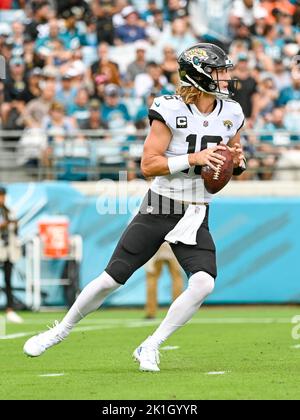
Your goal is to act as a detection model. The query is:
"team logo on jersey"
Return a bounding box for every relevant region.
[223,120,233,130]
[176,116,188,128]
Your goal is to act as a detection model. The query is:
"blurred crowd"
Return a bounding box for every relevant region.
[0,0,300,181]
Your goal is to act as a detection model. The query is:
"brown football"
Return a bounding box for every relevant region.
[201,147,234,194]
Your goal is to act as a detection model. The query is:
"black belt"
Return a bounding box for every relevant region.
[140,190,209,216]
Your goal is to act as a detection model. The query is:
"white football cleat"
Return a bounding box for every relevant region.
[23,321,65,357]
[133,345,160,372]
[6,311,24,324]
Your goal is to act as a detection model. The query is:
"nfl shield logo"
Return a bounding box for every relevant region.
[203,121,209,127]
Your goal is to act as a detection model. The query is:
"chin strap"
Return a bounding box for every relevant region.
[233,157,247,176]
[182,75,231,100]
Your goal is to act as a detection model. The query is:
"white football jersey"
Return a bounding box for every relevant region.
[148,95,245,203]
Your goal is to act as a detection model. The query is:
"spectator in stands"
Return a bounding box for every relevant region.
[56,73,78,114]
[10,20,25,56]
[115,6,147,44]
[252,75,279,124]
[41,65,59,81]
[271,57,292,91]
[90,42,121,90]
[249,5,269,37]
[91,42,117,76]
[42,101,77,145]
[69,88,91,129]
[282,101,300,141]
[92,0,117,46]
[61,8,88,48]
[1,98,25,143]
[156,17,197,57]
[125,41,149,87]
[4,57,30,101]
[146,8,169,44]
[231,53,257,125]
[260,0,296,24]
[55,0,91,20]
[25,1,51,41]
[82,99,108,130]
[250,39,274,72]
[101,83,131,128]
[100,83,134,179]
[2,57,31,127]
[140,0,161,22]
[229,0,262,28]
[134,61,174,97]
[161,45,178,82]
[35,18,71,56]
[44,38,72,69]
[23,36,40,72]
[22,80,56,128]
[232,21,253,49]
[165,0,188,22]
[277,67,300,107]
[258,24,285,60]
[27,68,42,101]
[276,9,300,43]
[260,107,292,144]
[0,39,13,77]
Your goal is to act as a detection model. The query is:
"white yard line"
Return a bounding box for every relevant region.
[0,317,295,341]
[206,371,229,375]
[38,374,65,378]
[19,317,294,325]
[161,346,180,351]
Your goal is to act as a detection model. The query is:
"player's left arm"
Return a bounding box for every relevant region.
[227,132,247,175]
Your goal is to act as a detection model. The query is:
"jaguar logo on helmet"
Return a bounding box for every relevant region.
[178,43,237,100]
[186,48,209,65]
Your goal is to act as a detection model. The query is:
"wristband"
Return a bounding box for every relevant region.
[168,155,191,174]
[233,157,247,176]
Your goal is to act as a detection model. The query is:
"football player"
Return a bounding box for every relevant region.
[23,43,246,372]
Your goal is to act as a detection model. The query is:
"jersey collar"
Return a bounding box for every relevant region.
[190,99,223,120]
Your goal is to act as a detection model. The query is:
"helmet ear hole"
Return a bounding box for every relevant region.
[209,82,217,91]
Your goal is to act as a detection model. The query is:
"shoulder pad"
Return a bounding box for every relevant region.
[224,98,243,116]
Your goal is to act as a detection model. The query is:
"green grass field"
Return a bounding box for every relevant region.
[1,306,300,400]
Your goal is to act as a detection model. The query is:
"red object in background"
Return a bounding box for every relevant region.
[39,217,70,259]
[0,0,13,10]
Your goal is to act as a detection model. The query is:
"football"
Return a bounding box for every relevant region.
[202,147,234,194]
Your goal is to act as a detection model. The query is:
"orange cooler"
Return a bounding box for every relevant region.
[38,217,70,258]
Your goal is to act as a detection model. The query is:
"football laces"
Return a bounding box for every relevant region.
[213,164,222,181]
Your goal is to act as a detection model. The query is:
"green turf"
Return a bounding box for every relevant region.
[1,306,300,400]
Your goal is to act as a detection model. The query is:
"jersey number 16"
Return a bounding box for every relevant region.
[183,135,223,175]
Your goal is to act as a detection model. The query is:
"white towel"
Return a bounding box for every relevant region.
[165,204,207,245]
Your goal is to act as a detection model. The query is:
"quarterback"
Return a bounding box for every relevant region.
[23,43,246,372]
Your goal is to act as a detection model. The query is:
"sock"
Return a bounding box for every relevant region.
[59,271,120,337]
[143,271,215,349]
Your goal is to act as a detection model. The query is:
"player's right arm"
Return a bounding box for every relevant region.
[141,120,172,178]
[141,120,227,178]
